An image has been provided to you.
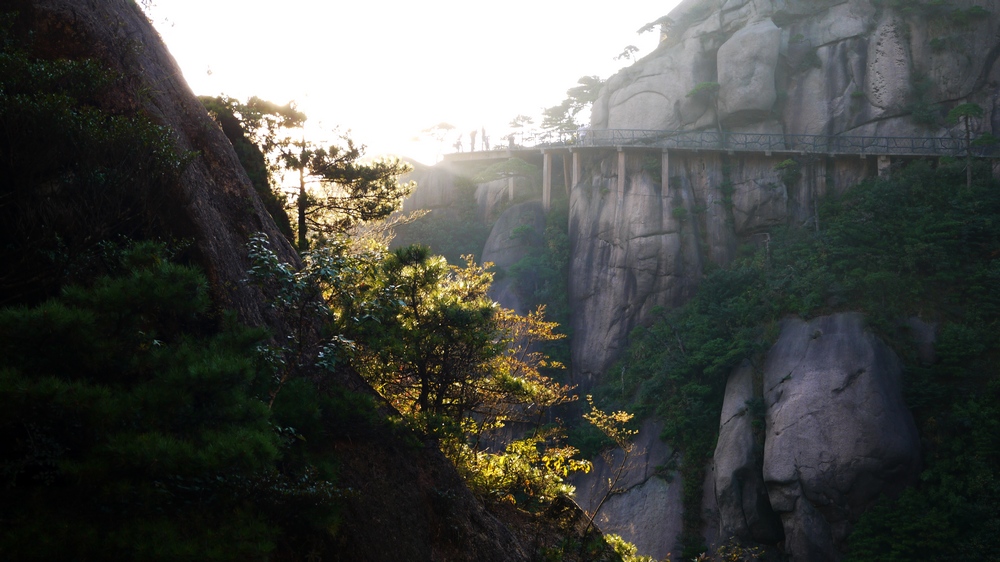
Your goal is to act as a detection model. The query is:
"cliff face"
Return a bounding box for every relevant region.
[560,2,991,557]
[716,314,921,561]
[594,0,1000,138]
[571,0,1000,385]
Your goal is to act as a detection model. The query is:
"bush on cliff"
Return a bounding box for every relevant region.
[599,159,1000,557]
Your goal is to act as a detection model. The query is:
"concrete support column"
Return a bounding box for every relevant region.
[572,150,581,189]
[878,155,891,178]
[542,150,552,212]
[562,153,572,195]
[818,156,828,199]
[617,148,626,204]
[661,149,670,195]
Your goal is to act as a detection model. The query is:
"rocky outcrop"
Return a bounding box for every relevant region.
[401,161,464,212]
[714,361,784,546]
[568,149,873,384]
[714,313,921,561]
[572,420,687,560]
[717,20,782,123]
[17,1,532,559]
[481,201,546,312]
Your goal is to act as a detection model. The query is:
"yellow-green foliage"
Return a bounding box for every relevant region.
[447,426,591,508]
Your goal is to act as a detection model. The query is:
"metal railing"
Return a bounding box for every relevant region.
[512,128,999,157]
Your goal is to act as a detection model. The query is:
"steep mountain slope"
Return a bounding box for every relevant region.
[8,1,532,559]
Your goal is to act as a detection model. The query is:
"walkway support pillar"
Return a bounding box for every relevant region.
[542,150,552,212]
[572,150,581,189]
[562,153,572,195]
[617,148,626,204]
[878,155,891,178]
[661,149,670,195]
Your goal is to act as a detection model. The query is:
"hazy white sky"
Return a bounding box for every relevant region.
[150,1,681,164]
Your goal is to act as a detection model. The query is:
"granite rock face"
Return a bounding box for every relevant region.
[571,0,1000,385]
[568,149,871,384]
[713,313,921,561]
[594,0,1000,138]
[572,420,709,560]
[713,361,784,546]
[480,201,547,313]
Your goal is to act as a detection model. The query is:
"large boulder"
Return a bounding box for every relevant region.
[761,313,921,561]
[572,420,688,560]
[717,20,782,123]
[714,361,784,545]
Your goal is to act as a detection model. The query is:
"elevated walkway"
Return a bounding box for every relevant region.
[442,128,998,210]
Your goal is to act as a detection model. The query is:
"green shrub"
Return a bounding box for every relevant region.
[0,243,346,560]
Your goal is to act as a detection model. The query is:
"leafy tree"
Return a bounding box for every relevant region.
[199,95,305,240]
[200,95,412,251]
[581,396,639,537]
[420,121,456,158]
[282,135,415,250]
[637,15,673,36]
[541,76,605,136]
[506,114,535,146]
[0,242,344,561]
[0,13,189,306]
[247,235,588,510]
[353,246,571,425]
[615,45,640,62]
[947,102,985,188]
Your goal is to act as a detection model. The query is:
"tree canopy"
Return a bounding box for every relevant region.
[282,135,414,249]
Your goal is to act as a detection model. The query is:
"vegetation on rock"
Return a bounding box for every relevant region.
[597,158,1000,557]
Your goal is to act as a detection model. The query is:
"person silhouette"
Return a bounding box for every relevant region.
[470,129,478,152]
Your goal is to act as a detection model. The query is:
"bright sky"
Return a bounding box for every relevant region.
[150,1,681,165]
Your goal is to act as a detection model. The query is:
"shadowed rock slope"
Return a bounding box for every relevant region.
[13,0,530,559]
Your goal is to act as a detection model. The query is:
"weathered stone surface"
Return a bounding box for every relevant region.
[714,361,784,545]
[761,313,921,561]
[482,202,546,270]
[569,150,837,383]
[400,161,462,212]
[569,153,702,385]
[558,0,998,557]
[718,20,782,122]
[865,12,911,113]
[576,0,1000,388]
[481,201,546,313]
[572,420,683,560]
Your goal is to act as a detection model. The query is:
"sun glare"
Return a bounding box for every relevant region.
[151,1,679,165]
